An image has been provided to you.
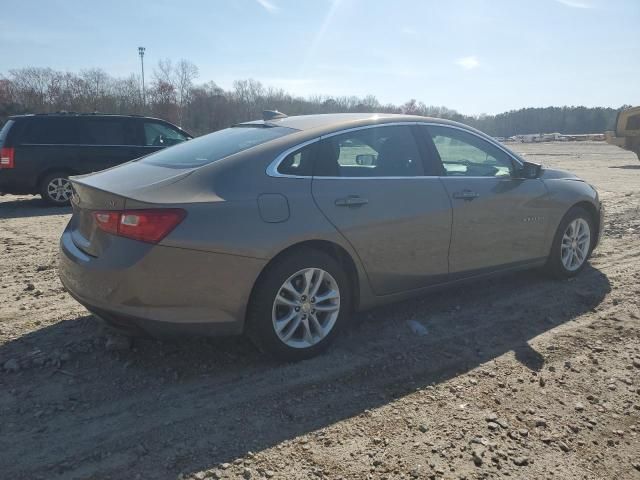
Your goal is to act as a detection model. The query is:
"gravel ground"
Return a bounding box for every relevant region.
[0,141,639,480]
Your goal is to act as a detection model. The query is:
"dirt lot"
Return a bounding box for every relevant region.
[1,141,639,480]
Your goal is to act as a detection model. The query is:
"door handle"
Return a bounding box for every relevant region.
[452,190,480,201]
[335,196,369,207]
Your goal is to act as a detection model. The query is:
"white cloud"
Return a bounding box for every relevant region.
[554,0,593,8]
[401,27,419,38]
[256,0,278,13]
[456,56,480,70]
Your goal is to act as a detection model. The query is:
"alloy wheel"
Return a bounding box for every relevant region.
[47,177,72,203]
[271,268,340,349]
[560,218,591,271]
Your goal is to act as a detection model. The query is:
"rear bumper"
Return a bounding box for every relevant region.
[0,169,38,194]
[58,226,266,337]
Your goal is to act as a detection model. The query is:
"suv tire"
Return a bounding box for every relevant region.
[40,172,73,206]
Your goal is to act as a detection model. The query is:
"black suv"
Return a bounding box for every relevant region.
[0,113,192,205]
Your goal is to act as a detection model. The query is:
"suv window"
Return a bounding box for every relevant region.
[20,117,81,144]
[427,126,514,177]
[0,120,14,145]
[140,125,296,169]
[144,121,188,147]
[314,125,423,177]
[83,118,136,146]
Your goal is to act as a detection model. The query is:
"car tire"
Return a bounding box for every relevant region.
[545,206,594,278]
[39,171,73,206]
[246,248,351,361]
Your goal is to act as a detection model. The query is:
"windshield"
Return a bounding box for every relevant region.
[139,125,296,168]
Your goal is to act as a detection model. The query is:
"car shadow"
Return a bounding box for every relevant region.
[608,164,640,170]
[0,196,70,219]
[0,265,611,478]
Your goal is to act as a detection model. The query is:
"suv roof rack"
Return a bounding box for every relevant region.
[28,112,146,118]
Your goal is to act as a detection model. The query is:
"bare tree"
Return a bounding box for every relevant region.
[0,62,623,137]
[174,59,198,126]
[153,59,173,86]
[80,69,110,110]
[152,59,198,126]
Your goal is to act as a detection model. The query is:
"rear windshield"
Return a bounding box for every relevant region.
[0,120,14,145]
[139,125,296,168]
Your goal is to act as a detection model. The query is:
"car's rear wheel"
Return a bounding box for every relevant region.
[40,172,72,206]
[545,206,594,278]
[246,248,351,361]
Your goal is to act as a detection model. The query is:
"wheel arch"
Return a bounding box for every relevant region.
[37,167,79,190]
[549,200,602,255]
[247,239,362,324]
[576,200,598,227]
[571,200,600,248]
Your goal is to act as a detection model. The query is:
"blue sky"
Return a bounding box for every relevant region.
[1,0,638,114]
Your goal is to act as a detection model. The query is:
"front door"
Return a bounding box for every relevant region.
[421,125,549,276]
[311,124,452,295]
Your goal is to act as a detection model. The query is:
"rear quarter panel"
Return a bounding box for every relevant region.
[5,145,83,191]
[126,147,375,311]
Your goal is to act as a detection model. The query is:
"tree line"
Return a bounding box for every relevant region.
[0,61,626,137]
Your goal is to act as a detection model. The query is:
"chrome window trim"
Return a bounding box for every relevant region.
[265,137,322,179]
[266,121,523,179]
[313,176,519,181]
[313,176,443,180]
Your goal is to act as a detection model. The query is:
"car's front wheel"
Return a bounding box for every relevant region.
[546,206,594,278]
[246,248,351,361]
[40,172,73,206]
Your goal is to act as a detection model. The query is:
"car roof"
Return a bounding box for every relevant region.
[239,113,465,135]
[9,113,167,122]
[231,113,526,170]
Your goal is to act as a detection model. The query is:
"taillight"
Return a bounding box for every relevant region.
[93,209,186,244]
[93,211,120,235]
[0,147,15,168]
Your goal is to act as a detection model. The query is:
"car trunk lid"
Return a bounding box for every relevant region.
[68,181,130,257]
[71,160,196,200]
[68,160,197,256]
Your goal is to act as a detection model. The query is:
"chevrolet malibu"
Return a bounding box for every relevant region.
[59,113,603,360]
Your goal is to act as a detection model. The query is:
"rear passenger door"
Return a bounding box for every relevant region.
[78,117,141,172]
[10,117,83,185]
[310,124,452,295]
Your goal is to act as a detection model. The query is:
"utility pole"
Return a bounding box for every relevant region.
[138,46,146,108]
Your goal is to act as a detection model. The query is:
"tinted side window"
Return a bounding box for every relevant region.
[277,143,315,176]
[20,118,80,144]
[144,122,188,147]
[82,118,137,145]
[314,125,423,177]
[0,120,14,145]
[427,126,514,177]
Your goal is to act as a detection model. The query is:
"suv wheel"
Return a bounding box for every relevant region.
[40,172,73,206]
[545,206,594,278]
[246,248,351,361]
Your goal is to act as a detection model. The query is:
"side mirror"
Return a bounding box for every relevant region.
[516,161,542,179]
[356,154,376,166]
